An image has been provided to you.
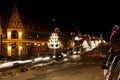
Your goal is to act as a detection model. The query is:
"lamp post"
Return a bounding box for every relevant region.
[48,32,61,58]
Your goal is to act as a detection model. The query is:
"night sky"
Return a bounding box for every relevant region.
[0,0,120,38]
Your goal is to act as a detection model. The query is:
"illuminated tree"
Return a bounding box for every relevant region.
[48,32,61,58]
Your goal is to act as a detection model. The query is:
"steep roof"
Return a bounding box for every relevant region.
[8,5,23,28]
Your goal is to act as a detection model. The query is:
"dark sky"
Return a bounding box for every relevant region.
[0,0,120,38]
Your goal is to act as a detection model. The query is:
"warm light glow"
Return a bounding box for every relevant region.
[18,32,22,39]
[26,43,29,46]
[103,40,106,43]
[82,40,90,48]
[19,46,22,56]
[48,32,61,49]
[95,40,99,45]
[98,39,102,43]
[19,46,22,49]
[7,46,11,56]
[42,43,44,45]
[19,32,22,35]
[34,43,37,45]
[37,44,40,46]
[7,32,11,39]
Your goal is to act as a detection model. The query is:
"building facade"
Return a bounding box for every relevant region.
[0,5,49,58]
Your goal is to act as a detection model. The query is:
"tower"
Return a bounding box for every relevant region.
[6,5,24,56]
[2,4,49,58]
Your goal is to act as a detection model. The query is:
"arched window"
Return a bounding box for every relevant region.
[11,30,18,39]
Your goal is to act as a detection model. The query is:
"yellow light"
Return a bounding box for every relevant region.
[42,43,44,45]
[103,40,106,43]
[34,43,37,45]
[19,32,22,39]
[26,43,29,46]
[37,44,40,46]
[7,46,11,56]
[19,46,22,49]
[48,32,61,49]
[7,32,11,35]
[7,32,11,39]
[19,32,22,35]
[19,46,22,56]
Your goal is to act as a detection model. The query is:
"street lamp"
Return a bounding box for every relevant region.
[48,32,61,58]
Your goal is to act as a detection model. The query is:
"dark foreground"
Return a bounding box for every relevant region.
[0,56,105,80]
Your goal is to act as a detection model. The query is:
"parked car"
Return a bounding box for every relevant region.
[69,51,81,61]
[55,52,63,61]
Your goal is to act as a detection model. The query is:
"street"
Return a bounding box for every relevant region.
[1,56,105,80]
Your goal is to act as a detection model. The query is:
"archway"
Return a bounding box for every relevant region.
[11,42,18,57]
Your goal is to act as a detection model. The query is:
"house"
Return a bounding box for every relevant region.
[0,5,50,58]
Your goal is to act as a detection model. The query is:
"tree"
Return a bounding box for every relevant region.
[48,32,61,58]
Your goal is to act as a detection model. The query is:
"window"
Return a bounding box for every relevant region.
[11,30,18,39]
